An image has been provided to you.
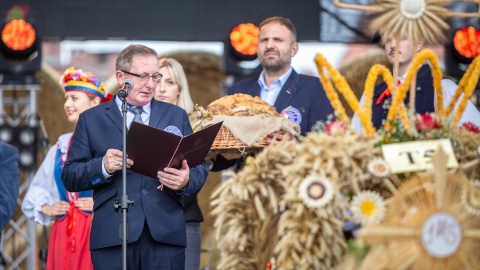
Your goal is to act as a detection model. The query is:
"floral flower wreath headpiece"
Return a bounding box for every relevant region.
[60,67,112,102]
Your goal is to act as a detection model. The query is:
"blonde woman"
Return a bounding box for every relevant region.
[155,58,194,113]
[155,58,202,270]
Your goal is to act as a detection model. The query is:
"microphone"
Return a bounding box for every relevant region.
[117,79,134,99]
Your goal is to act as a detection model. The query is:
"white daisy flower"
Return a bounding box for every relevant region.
[299,174,334,208]
[462,180,480,216]
[368,158,391,178]
[351,190,386,225]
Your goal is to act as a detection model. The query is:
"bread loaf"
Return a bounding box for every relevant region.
[206,93,279,116]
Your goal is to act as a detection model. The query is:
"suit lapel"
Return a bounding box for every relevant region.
[148,100,165,128]
[247,80,261,97]
[274,70,299,112]
[105,98,123,132]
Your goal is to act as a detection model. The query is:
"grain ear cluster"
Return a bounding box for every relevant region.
[210,126,480,269]
[210,133,384,269]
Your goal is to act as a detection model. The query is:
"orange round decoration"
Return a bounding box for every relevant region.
[453,26,480,59]
[230,23,258,57]
[1,19,36,51]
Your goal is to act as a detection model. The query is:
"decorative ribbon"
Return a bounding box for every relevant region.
[376,80,401,105]
[66,200,78,253]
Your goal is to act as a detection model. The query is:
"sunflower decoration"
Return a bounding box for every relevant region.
[369,0,451,45]
[299,173,335,208]
[367,158,390,178]
[357,149,480,269]
[350,190,387,225]
[334,0,480,46]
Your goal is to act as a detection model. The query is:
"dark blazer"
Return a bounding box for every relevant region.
[228,69,334,136]
[61,98,208,250]
[183,194,203,223]
[0,142,20,231]
[372,65,435,129]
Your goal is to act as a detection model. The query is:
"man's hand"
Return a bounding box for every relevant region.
[103,149,134,174]
[157,160,190,191]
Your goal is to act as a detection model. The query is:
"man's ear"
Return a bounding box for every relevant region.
[416,40,424,52]
[115,70,124,85]
[291,42,299,57]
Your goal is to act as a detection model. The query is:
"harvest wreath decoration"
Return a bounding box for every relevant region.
[210,1,480,269]
[357,150,480,269]
[210,53,480,270]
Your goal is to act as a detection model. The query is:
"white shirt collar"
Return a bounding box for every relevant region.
[114,95,151,114]
[258,67,293,89]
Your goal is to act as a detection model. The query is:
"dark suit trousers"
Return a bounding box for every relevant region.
[185,222,201,270]
[91,221,185,270]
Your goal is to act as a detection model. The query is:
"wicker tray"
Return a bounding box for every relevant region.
[210,126,268,158]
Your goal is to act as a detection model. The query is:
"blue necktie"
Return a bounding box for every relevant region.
[129,106,144,124]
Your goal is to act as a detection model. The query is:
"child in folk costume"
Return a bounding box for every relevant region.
[22,67,112,270]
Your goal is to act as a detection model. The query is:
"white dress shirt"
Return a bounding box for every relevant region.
[258,68,293,106]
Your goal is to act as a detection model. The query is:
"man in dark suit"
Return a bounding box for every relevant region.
[0,142,20,265]
[210,16,333,171]
[61,44,208,270]
[229,16,333,136]
[0,142,19,230]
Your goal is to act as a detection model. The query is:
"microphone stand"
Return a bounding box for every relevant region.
[113,91,134,270]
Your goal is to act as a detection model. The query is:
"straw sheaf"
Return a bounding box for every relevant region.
[451,128,480,180]
[370,0,451,46]
[210,127,479,269]
[210,141,296,270]
[211,132,389,269]
[334,0,480,46]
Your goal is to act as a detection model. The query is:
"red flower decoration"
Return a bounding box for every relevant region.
[415,113,439,131]
[102,92,114,103]
[325,121,349,136]
[460,122,480,134]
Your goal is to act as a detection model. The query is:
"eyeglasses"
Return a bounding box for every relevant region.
[121,70,163,82]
